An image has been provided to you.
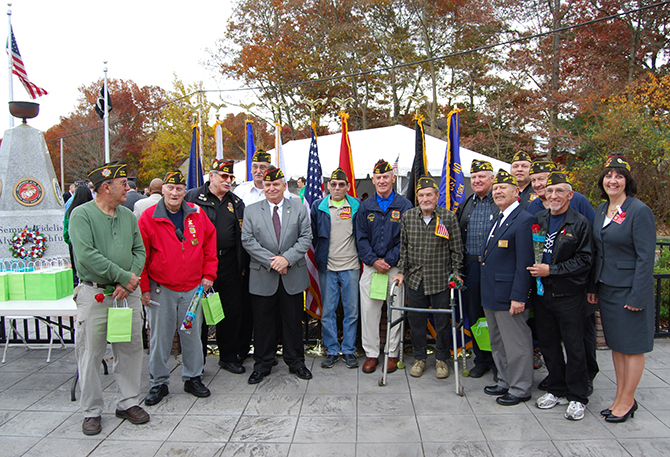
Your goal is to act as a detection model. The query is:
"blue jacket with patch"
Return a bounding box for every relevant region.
[310,195,361,272]
[355,192,413,267]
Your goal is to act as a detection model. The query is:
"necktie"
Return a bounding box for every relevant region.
[273,205,281,243]
[485,213,504,252]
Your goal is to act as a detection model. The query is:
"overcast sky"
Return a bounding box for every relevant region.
[1,0,234,132]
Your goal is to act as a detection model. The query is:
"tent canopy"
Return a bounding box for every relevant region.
[233,124,509,182]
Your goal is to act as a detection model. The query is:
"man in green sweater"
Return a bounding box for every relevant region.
[69,162,149,436]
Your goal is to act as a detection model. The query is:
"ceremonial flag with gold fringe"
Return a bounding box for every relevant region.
[187,125,203,190]
[304,121,324,319]
[439,109,466,211]
[338,111,357,197]
[245,120,255,181]
[214,120,224,160]
[405,114,427,206]
[275,122,286,173]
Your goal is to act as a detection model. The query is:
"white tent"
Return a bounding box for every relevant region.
[233,124,509,182]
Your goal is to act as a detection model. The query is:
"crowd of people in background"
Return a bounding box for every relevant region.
[63,150,656,436]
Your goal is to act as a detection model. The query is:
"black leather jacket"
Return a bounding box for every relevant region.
[535,206,592,297]
[184,182,249,274]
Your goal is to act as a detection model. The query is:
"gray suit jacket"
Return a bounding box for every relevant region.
[592,196,655,309]
[241,197,312,296]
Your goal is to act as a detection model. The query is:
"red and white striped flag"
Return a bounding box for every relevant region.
[435,215,450,239]
[304,121,325,319]
[6,26,47,99]
[392,155,399,175]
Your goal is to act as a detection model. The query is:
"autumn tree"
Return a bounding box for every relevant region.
[45,79,166,184]
[139,76,217,184]
[568,74,670,226]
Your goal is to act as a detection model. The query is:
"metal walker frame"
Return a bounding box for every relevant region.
[379,280,467,396]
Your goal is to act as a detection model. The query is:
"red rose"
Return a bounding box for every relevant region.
[448,281,457,289]
[95,293,105,303]
[532,224,541,234]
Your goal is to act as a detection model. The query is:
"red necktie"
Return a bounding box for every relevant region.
[273,205,281,243]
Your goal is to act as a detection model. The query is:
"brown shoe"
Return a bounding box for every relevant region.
[115,405,150,424]
[387,357,398,373]
[82,416,101,435]
[362,357,378,373]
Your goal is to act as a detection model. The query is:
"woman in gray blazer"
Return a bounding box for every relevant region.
[587,155,655,423]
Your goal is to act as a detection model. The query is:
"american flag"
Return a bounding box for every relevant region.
[304,121,324,319]
[6,26,47,99]
[392,155,399,175]
[434,215,450,239]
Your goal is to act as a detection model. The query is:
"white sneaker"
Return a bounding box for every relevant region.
[565,401,586,420]
[536,392,568,409]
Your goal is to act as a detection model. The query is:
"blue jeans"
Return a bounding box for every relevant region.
[319,269,360,355]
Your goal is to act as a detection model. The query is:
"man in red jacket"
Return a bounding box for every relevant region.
[138,171,218,406]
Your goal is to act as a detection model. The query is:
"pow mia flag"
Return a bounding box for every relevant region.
[94,85,112,119]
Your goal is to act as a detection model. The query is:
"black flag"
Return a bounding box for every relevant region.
[405,116,427,206]
[94,85,112,119]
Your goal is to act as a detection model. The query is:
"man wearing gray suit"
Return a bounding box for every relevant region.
[241,166,313,384]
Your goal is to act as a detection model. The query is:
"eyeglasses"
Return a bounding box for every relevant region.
[165,185,186,194]
[217,173,235,181]
[329,181,347,188]
[251,164,269,172]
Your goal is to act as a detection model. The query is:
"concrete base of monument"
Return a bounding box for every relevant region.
[0,124,69,259]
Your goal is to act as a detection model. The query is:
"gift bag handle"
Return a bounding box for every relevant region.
[112,298,129,309]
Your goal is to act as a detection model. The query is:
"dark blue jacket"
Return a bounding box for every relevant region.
[355,192,413,267]
[480,205,536,311]
[311,195,361,272]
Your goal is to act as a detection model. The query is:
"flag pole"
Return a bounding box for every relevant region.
[7,3,14,128]
[60,138,64,192]
[103,62,110,162]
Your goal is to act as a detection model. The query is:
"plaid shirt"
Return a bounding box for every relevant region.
[398,206,463,295]
[464,192,496,256]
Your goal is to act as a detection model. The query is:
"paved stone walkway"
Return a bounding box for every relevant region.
[0,339,669,456]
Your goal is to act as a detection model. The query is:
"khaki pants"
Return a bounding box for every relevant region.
[74,284,144,418]
[359,264,404,358]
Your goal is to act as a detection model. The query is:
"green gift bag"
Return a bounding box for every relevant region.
[7,272,26,300]
[369,273,388,300]
[0,273,8,302]
[471,317,491,352]
[107,299,133,343]
[24,271,60,300]
[202,290,225,325]
[63,269,74,296]
[55,268,74,298]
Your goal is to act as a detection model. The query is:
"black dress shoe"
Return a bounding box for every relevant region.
[469,364,490,378]
[248,371,265,384]
[219,360,246,374]
[145,384,169,406]
[289,366,313,380]
[496,392,532,406]
[538,375,549,391]
[484,385,509,396]
[586,379,594,397]
[606,400,638,423]
[184,377,211,397]
[600,408,612,417]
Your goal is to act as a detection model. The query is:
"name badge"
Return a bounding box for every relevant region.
[613,212,626,224]
[498,240,508,248]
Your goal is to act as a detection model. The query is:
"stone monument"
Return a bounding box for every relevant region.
[0,102,68,258]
